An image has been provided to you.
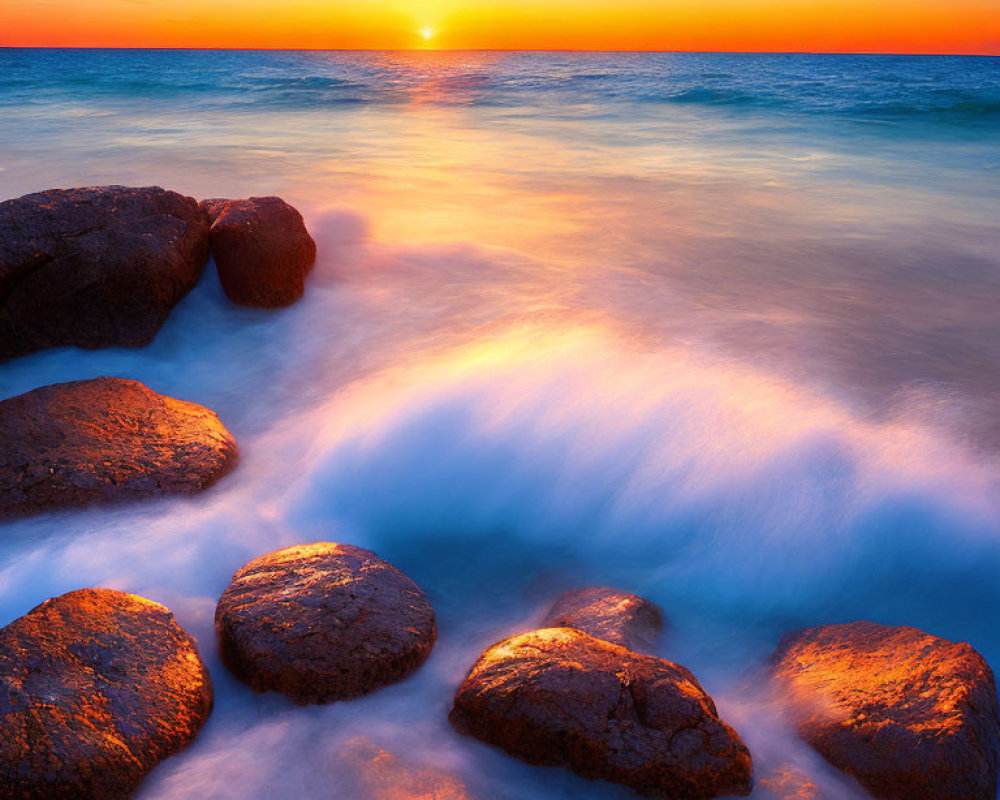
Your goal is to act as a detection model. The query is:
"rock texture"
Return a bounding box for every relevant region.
[215,543,436,704]
[772,621,1000,800]
[202,196,316,307]
[0,588,213,800]
[542,587,664,653]
[450,627,752,799]
[0,376,238,517]
[335,737,478,800]
[0,185,210,359]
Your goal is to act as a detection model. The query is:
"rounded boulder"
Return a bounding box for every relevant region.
[215,542,436,704]
[0,185,210,359]
[203,196,316,308]
[0,377,238,517]
[0,588,213,800]
[450,627,752,799]
[772,621,1000,800]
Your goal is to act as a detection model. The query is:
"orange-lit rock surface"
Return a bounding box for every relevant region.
[757,765,819,800]
[215,543,436,704]
[541,587,664,653]
[450,627,752,799]
[0,185,210,359]
[202,196,316,308]
[0,588,213,800]
[0,377,238,516]
[772,621,1000,800]
[335,737,478,800]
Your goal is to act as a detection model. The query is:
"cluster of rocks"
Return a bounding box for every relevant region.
[452,588,753,799]
[0,184,318,518]
[0,185,316,360]
[1,547,998,800]
[0,543,435,799]
[1,185,998,800]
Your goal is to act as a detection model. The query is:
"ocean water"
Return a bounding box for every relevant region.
[1,49,1000,799]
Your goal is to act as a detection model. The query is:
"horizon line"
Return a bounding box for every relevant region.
[1,45,998,57]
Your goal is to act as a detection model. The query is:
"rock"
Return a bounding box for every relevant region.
[542,587,663,653]
[0,588,213,800]
[202,196,316,307]
[215,543,436,704]
[450,627,752,799]
[0,377,238,517]
[771,621,1000,800]
[0,185,210,359]
[335,737,478,800]
[757,766,819,799]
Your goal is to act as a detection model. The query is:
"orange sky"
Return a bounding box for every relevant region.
[2,0,998,53]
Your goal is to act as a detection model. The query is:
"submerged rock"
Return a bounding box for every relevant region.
[0,185,210,359]
[0,376,238,517]
[772,621,1000,800]
[202,196,316,307]
[215,542,436,704]
[335,737,478,800]
[450,627,752,799]
[542,586,664,653]
[757,765,819,800]
[0,588,213,800]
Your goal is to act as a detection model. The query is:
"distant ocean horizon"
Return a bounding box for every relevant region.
[1,48,999,800]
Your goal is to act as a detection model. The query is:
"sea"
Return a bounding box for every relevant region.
[1,48,999,799]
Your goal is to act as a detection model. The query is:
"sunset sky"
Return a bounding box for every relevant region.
[2,0,998,53]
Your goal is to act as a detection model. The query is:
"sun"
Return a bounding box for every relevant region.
[419,26,434,42]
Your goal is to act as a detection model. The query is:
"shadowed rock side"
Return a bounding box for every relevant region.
[0,185,210,360]
[450,628,752,799]
[215,543,436,704]
[772,621,1000,800]
[336,737,480,800]
[202,196,316,308]
[0,377,238,517]
[542,587,664,654]
[0,588,213,800]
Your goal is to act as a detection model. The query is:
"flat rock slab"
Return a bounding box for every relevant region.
[215,542,436,704]
[542,587,664,653]
[203,196,316,308]
[0,588,213,800]
[772,621,1000,800]
[450,627,752,799]
[0,185,210,359]
[0,377,238,517]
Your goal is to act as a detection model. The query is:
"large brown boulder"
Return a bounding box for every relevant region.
[450,628,752,798]
[0,588,213,800]
[772,621,1000,800]
[0,185,210,359]
[542,587,664,653]
[202,196,316,308]
[215,543,436,704]
[0,376,238,517]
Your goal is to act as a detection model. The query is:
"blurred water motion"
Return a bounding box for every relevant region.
[0,49,999,800]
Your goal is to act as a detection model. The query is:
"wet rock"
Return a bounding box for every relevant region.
[758,765,819,799]
[772,621,1000,800]
[542,586,663,653]
[0,185,210,359]
[202,196,316,307]
[0,588,213,800]
[336,737,477,800]
[215,543,436,704]
[450,627,752,799]
[0,376,238,517]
